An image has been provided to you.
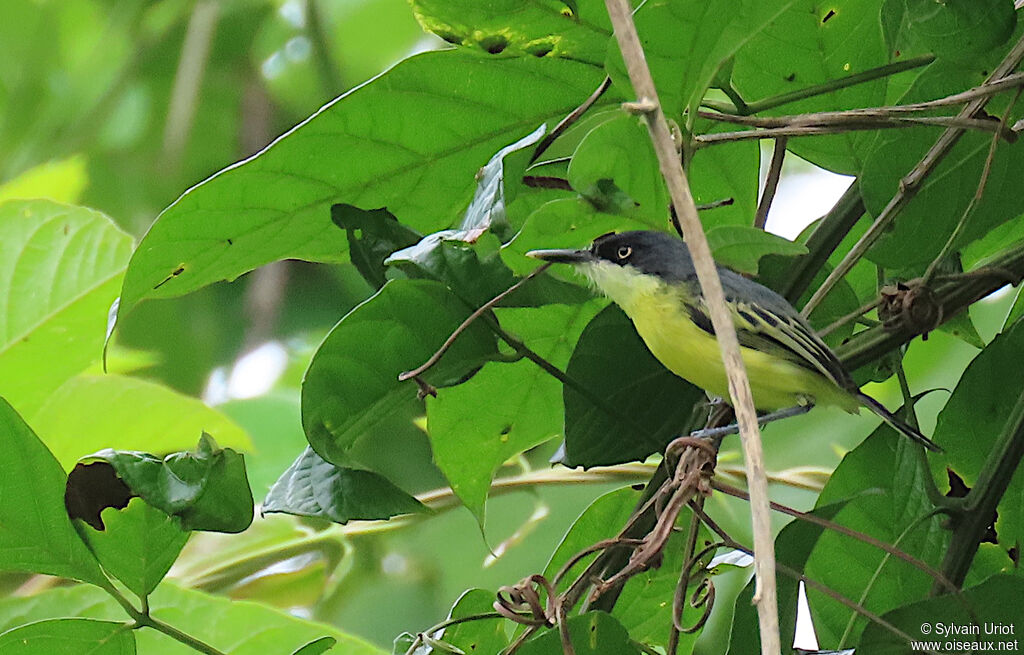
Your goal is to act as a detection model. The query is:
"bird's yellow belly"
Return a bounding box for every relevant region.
[623,290,851,412]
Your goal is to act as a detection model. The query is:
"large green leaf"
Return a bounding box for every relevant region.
[0,618,134,655]
[31,374,251,469]
[802,425,947,648]
[605,0,791,116]
[410,0,612,64]
[0,582,386,655]
[705,225,808,275]
[567,115,668,222]
[904,0,1016,60]
[932,319,1024,547]
[858,574,1024,652]
[0,397,107,587]
[302,279,499,468]
[862,62,1024,270]
[732,0,891,174]
[78,498,190,600]
[262,446,426,524]
[561,304,703,467]
[66,434,254,534]
[116,51,608,319]
[427,302,601,520]
[0,200,132,416]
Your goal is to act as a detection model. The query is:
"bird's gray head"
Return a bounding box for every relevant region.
[527,230,694,281]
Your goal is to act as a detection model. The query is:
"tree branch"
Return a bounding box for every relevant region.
[603,1,780,652]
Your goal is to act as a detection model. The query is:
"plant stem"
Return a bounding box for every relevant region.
[603,1,780,652]
[754,137,786,229]
[803,34,1024,317]
[701,55,936,116]
[936,388,1024,591]
[103,584,227,655]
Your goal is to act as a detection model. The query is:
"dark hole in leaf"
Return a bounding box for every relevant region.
[1010,546,1019,565]
[436,31,463,45]
[785,73,796,82]
[172,266,184,276]
[947,469,998,543]
[526,42,554,57]
[822,8,836,23]
[65,462,135,531]
[226,238,233,245]
[479,35,508,55]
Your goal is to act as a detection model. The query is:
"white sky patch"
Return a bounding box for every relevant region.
[204,341,288,405]
[763,161,855,241]
[794,580,820,651]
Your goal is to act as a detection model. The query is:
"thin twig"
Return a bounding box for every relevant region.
[691,504,933,655]
[803,34,1024,317]
[754,137,787,230]
[818,297,881,338]
[921,87,1023,285]
[530,76,613,164]
[712,481,958,595]
[602,3,781,651]
[398,264,551,381]
[694,115,1010,148]
[701,55,936,116]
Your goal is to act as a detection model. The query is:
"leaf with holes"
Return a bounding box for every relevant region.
[0,397,107,586]
[115,51,607,323]
[410,0,612,63]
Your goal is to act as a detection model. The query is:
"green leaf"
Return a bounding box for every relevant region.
[933,319,1024,547]
[688,120,761,228]
[262,446,426,524]
[302,279,499,467]
[561,304,703,467]
[427,589,507,655]
[801,425,947,646]
[544,487,640,586]
[937,310,985,349]
[732,0,891,174]
[0,155,88,205]
[0,618,134,655]
[116,51,608,319]
[501,197,657,277]
[0,200,133,416]
[862,62,1024,270]
[292,636,338,655]
[858,574,1024,652]
[567,115,668,221]
[330,204,421,289]
[31,374,251,470]
[517,611,641,655]
[605,0,791,116]
[409,0,612,64]
[0,397,106,586]
[706,225,808,275]
[66,434,254,534]
[0,582,387,655]
[905,0,1016,59]
[77,498,189,599]
[427,302,601,520]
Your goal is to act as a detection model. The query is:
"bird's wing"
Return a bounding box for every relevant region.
[686,294,852,390]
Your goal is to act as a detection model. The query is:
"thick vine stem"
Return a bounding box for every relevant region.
[602,2,781,652]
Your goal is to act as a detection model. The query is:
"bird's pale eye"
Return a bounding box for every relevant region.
[616,245,632,260]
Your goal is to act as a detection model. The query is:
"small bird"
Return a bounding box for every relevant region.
[528,230,940,451]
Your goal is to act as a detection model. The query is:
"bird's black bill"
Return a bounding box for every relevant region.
[525,248,595,264]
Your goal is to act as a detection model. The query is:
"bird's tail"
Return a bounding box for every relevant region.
[856,391,942,453]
